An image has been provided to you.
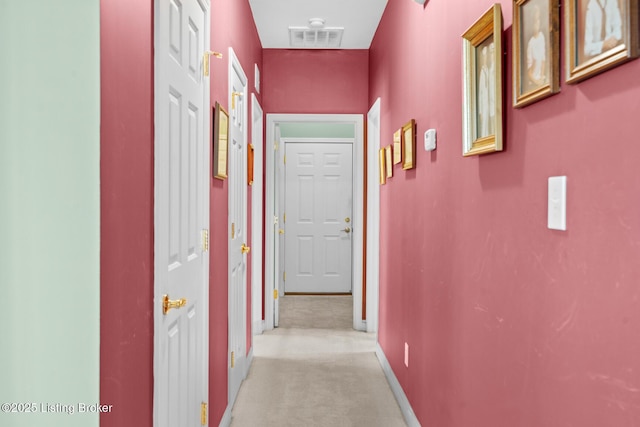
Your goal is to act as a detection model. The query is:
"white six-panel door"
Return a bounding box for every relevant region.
[154,0,209,425]
[228,48,248,407]
[284,142,353,294]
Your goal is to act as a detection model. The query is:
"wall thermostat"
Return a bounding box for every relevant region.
[424,129,436,151]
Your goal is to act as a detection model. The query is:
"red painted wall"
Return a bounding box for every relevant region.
[370,1,640,426]
[100,0,154,426]
[263,49,369,114]
[209,0,263,423]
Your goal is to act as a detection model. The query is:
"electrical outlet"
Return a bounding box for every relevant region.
[404,342,409,368]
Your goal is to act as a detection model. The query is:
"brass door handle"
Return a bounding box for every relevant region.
[163,294,187,315]
[342,227,351,233]
[279,229,285,235]
[241,243,251,254]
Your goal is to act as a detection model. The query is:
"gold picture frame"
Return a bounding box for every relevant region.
[393,129,402,165]
[513,0,560,107]
[379,148,386,185]
[401,119,416,170]
[213,102,229,180]
[247,143,254,186]
[385,146,393,178]
[462,4,503,156]
[565,0,639,84]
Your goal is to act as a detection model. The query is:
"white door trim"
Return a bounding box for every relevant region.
[251,94,264,335]
[366,98,381,334]
[265,114,365,331]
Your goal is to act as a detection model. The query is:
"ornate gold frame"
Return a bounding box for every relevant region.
[565,0,639,84]
[401,119,416,170]
[462,4,503,156]
[513,0,560,107]
[213,102,229,180]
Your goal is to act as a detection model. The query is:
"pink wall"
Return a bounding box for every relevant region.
[100,0,262,425]
[209,0,263,423]
[263,49,369,114]
[100,0,154,425]
[370,1,640,426]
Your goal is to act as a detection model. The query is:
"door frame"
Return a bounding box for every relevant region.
[366,99,381,334]
[265,114,366,331]
[251,94,264,336]
[152,0,210,425]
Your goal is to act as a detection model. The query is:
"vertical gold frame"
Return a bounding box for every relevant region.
[213,102,229,180]
[565,0,638,83]
[401,119,416,170]
[379,148,386,185]
[393,129,402,164]
[462,4,503,156]
[513,0,560,107]
[385,146,393,178]
[247,143,254,186]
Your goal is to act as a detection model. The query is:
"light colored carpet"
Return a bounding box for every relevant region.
[230,295,407,427]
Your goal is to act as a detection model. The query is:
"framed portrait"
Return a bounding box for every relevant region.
[393,129,402,164]
[565,0,639,83]
[462,4,504,156]
[248,143,254,186]
[213,102,229,180]
[513,0,560,107]
[401,119,416,170]
[385,146,393,178]
[379,148,386,185]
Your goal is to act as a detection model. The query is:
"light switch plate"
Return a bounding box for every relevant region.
[548,176,567,231]
[424,129,436,151]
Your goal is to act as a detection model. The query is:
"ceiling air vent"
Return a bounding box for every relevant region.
[288,27,344,49]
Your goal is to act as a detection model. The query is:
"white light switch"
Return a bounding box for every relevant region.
[548,176,567,231]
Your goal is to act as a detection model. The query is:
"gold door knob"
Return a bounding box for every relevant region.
[241,243,251,254]
[163,294,187,315]
[279,229,285,235]
[342,227,351,233]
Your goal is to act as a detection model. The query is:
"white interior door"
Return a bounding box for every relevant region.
[274,126,283,327]
[154,0,209,426]
[228,48,248,407]
[284,141,353,294]
[251,94,264,335]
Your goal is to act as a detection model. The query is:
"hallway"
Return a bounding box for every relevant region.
[230,296,407,426]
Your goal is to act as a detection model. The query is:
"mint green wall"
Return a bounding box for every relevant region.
[0,2,100,427]
[279,123,355,138]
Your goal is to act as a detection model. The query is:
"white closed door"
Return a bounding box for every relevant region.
[284,142,353,294]
[228,50,248,406]
[154,0,208,426]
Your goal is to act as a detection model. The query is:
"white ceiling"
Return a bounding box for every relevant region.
[248,0,389,49]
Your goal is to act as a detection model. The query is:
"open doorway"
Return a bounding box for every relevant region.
[264,114,368,331]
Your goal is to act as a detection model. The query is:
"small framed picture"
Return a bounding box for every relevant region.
[385,146,393,178]
[565,0,639,83]
[248,143,254,186]
[393,129,402,165]
[379,148,386,185]
[462,4,504,156]
[513,0,560,107]
[401,119,416,170]
[213,102,229,180]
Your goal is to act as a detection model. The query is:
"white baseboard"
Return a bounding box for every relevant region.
[375,342,421,427]
[218,405,232,427]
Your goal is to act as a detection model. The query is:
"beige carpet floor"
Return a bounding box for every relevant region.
[230,295,407,427]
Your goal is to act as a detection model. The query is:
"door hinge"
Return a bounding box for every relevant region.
[274,289,278,300]
[283,155,286,165]
[201,402,208,426]
[283,271,286,281]
[231,222,235,239]
[283,213,286,223]
[202,229,209,252]
[231,351,235,368]
[274,141,279,150]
